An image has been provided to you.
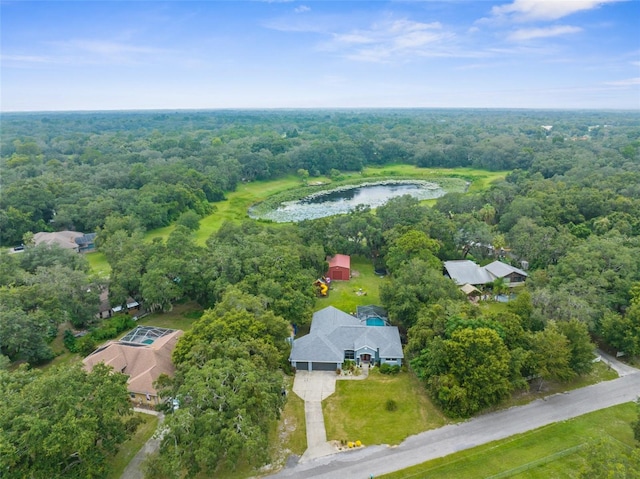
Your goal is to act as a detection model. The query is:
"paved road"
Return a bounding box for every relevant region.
[597,349,638,377]
[272,368,640,479]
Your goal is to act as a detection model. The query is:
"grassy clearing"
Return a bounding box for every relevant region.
[144,166,504,246]
[267,375,307,470]
[323,369,448,446]
[317,255,387,313]
[88,167,506,275]
[379,402,637,479]
[106,413,159,479]
[360,165,508,192]
[147,176,304,245]
[41,350,82,371]
[478,300,510,316]
[136,301,203,332]
[86,250,111,278]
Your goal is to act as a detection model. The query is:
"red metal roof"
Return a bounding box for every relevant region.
[328,254,350,269]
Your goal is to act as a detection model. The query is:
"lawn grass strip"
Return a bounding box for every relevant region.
[484,443,586,479]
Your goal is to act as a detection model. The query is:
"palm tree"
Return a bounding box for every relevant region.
[491,277,508,298]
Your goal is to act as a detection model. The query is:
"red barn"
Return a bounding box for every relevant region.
[327,254,351,281]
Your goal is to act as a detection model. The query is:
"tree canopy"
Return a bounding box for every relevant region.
[0,363,135,479]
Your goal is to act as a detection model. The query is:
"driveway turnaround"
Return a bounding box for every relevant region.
[274,367,640,479]
[292,371,338,462]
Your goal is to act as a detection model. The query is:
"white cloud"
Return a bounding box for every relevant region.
[491,0,622,22]
[41,39,172,65]
[51,39,162,55]
[294,5,310,14]
[0,54,56,64]
[2,38,176,70]
[320,19,456,63]
[332,33,376,45]
[507,25,582,41]
[605,77,640,86]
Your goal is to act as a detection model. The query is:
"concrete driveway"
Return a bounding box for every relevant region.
[293,371,336,401]
[273,366,640,479]
[292,371,338,462]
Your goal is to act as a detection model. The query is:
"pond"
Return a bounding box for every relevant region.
[249,180,446,223]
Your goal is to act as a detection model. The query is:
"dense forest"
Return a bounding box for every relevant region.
[1,109,640,477]
[2,109,638,244]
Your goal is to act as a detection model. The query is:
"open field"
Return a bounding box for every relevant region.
[106,413,159,479]
[135,301,203,332]
[323,369,449,446]
[149,175,307,245]
[316,255,387,313]
[86,250,111,278]
[379,402,637,479]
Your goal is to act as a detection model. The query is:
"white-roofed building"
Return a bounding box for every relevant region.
[444,260,527,288]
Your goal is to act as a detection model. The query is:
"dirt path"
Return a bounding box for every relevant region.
[120,409,164,479]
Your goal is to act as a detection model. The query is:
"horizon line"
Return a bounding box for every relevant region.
[3,106,640,115]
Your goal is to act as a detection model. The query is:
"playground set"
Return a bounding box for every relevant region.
[314,277,330,297]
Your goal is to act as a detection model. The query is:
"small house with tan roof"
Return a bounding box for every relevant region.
[83,326,183,407]
[33,230,96,253]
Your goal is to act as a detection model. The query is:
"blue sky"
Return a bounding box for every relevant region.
[2,0,639,111]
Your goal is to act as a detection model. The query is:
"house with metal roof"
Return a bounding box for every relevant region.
[289,306,403,372]
[326,254,351,281]
[443,260,527,288]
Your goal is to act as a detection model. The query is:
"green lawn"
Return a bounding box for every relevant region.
[317,255,387,313]
[323,369,448,446]
[147,175,305,245]
[106,413,159,479]
[136,301,203,332]
[86,250,111,278]
[379,402,637,479]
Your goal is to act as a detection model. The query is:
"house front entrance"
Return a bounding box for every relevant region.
[360,353,371,364]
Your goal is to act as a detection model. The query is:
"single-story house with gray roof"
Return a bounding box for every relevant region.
[289,306,403,372]
[443,260,527,288]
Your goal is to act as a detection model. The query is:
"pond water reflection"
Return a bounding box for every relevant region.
[249,181,445,223]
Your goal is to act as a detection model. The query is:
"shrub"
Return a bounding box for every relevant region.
[379,363,401,375]
[63,330,78,353]
[342,360,356,372]
[385,399,398,412]
[90,316,136,341]
[77,335,98,356]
